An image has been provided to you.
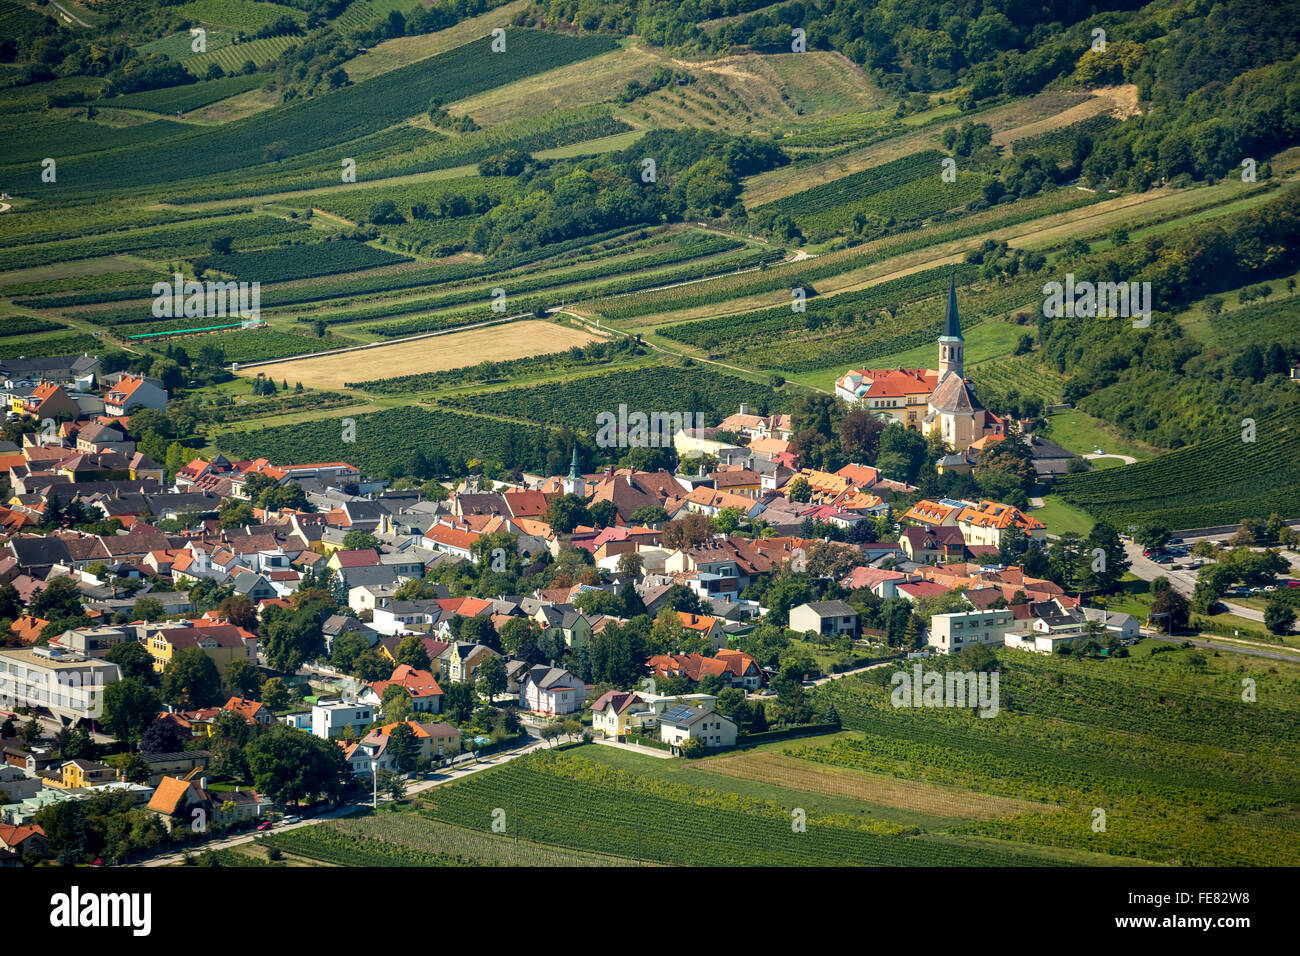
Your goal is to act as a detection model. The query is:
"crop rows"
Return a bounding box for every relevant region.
[756,150,948,218]
[419,751,1054,866]
[0,317,66,338]
[197,239,411,283]
[216,406,554,473]
[168,106,631,204]
[6,213,308,274]
[1056,411,1300,528]
[293,236,750,327]
[248,225,648,311]
[658,262,980,347]
[8,31,619,196]
[109,74,264,114]
[0,332,105,360]
[164,328,353,363]
[447,365,787,427]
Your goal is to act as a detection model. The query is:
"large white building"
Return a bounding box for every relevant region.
[310,699,374,739]
[928,608,1022,654]
[0,647,121,724]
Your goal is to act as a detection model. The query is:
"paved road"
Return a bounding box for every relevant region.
[1082,451,1138,465]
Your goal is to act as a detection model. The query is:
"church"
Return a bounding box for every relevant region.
[833,276,1004,453]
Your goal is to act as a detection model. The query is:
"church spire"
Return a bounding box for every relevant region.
[942,271,962,340]
[567,446,580,480]
[938,272,964,378]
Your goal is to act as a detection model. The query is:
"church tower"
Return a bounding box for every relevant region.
[937,273,964,379]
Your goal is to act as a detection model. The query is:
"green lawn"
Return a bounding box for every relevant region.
[1039,408,1158,460]
[788,319,1026,391]
[1031,494,1095,536]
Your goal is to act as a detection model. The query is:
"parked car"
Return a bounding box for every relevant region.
[91,858,103,867]
[257,821,273,831]
[282,814,301,824]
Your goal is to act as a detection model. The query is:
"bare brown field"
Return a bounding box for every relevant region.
[452,45,662,126]
[742,89,1101,207]
[703,750,1055,821]
[239,319,600,389]
[1001,85,1139,148]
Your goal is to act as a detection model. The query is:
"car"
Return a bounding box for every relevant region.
[1264,585,1278,592]
[91,857,104,867]
[282,814,301,824]
[1288,581,1300,589]
[257,821,273,831]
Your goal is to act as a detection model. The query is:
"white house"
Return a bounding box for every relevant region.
[519,664,585,716]
[310,699,374,739]
[0,647,121,725]
[658,703,736,751]
[928,608,1020,654]
[788,600,858,637]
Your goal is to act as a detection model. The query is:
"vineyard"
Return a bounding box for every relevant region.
[1055,412,1300,528]
[5,213,308,273]
[109,74,265,114]
[0,332,105,360]
[447,365,788,428]
[260,810,648,866]
[216,405,555,473]
[803,648,1300,864]
[419,750,1057,866]
[754,149,986,240]
[656,262,982,354]
[4,31,620,195]
[196,239,411,283]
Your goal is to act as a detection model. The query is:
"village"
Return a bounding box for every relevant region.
[0,304,1182,868]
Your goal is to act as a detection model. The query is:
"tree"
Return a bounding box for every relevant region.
[105,641,154,682]
[381,684,413,724]
[217,595,258,630]
[662,513,713,550]
[476,654,507,702]
[442,682,476,723]
[1136,523,1172,551]
[131,597,164,621]
[102,678,161,744]
[545,494,591,534]
[616,551,645,576]
[261,606,326,673]
[1150,588,1190,633]
[786,476,812,502]
[330,631,370,673]
[260,677,289,711]
[589,500,619,529]
[139,718,186,754]
[393,634,431,671]
[161,647,223,710]
[1264,597,1296,636]
[223,658,263,699]
[629,505,669,525]
[386,723,419,774]
[245,725,348,806]
[342,530,380,552]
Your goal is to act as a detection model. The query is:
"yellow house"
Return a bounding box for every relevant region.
[144,623,256,674]
[589,690,655,738]
[53,759,118,789]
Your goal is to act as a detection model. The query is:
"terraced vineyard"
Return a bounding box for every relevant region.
[1056,412,1300,528]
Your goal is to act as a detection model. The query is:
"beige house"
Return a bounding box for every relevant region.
[658,703,736,751]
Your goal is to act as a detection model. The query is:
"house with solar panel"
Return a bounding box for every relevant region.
[658,703,737,751]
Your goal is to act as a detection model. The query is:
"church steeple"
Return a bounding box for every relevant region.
[938,272,964,378]
[567,446,580,481]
